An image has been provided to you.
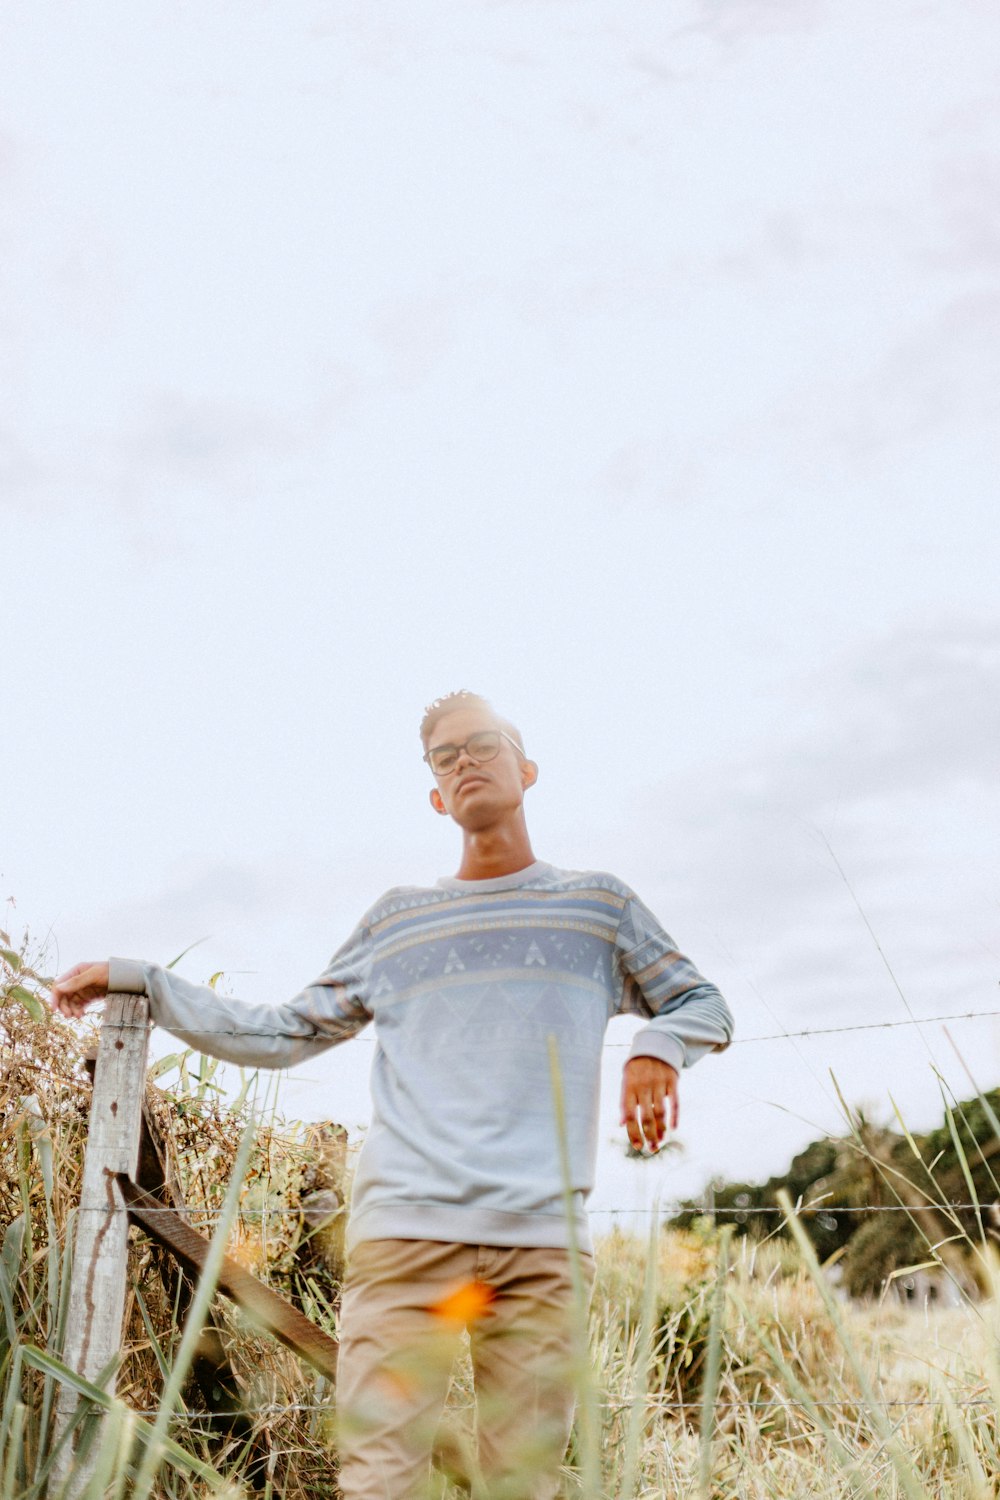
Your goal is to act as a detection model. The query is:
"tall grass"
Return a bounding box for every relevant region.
[4,931,1000,1497]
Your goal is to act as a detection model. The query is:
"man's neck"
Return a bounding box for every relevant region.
[455,818,537,881]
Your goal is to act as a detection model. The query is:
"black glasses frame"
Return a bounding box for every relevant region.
[423,729,525,776]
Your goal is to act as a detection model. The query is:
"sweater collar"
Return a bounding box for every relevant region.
[436,860,553,893]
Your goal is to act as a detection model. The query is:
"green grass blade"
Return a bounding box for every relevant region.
[131,1279,172,1383]
[547,1037,601,1499]
[0,1216,25,1349]
[1,1401,27,1499]
[941,1033,1000,1148]
[889,1092,926,1162]
[777,1188,933,1500]
[942,1091,984,1245]
[35,1213,63,1466]
[20,1344,226,1491]
[1,1342,28,1485]
[616,1207,660,1500]
[166,938,209,970]
[697,1225,732,1500]
[731,1288,880,1500]
[106,1408,139,1500]
[131,1119,256,1500]
[77,1398,127,1500]
[932,1373,991,1499]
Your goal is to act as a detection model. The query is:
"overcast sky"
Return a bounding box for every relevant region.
[3,0,998,1225]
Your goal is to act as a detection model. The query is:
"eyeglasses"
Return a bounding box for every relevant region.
[423,729,525,777]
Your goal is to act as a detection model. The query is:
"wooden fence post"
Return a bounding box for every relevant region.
[51,992,151,1489]
[298,1122,349,1282]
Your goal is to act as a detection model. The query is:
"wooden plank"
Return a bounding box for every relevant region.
[117,1176,340,1382]
[52,993,151,1488]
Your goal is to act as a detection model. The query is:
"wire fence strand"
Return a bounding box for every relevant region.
[11,1003,998,1225]
[103,1199,995,1221]
[72,1005,1000,1221]
[33,1003,999,1046]
[123,1395,1000,1422]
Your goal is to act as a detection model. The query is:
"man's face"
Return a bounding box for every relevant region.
[426,705,536,830]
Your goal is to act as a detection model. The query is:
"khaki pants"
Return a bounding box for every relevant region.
[335,1240,595,1500]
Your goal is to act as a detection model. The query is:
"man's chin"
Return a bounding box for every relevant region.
[453,811,494,832]
[451,800,510,831]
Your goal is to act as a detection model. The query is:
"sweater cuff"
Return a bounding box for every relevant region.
[108,957,148,996]
[628,1030,685,1073]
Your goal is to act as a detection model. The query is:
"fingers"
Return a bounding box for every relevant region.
[49,962,110,1019]
[627,1085,665,1151]
[620,1060,680,1153]
[620,1077,650,1151]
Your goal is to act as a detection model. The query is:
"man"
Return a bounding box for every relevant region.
[50,690,734,1500]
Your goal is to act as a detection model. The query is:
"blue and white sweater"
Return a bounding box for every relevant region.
[109,861,734,1252]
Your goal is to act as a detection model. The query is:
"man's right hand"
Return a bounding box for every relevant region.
[49,962,110,1019]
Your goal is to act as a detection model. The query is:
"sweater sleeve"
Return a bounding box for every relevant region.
[614,892,734,1073]
[107,918,374,1069]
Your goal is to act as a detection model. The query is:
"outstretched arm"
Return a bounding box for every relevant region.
[48,922,374,1070]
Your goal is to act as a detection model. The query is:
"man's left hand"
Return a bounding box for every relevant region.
[620,1057,679,1153]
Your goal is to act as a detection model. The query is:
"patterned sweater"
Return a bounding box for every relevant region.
[109,861,734,1252]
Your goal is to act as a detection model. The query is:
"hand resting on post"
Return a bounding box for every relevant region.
[49,962,110,1020]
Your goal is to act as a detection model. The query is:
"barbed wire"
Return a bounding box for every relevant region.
[26,1004,1000,1225]
[692,1006,1000,1046]
[105,1199,993,1222]
[118,1394,1000,1421]
[29,1003,1000,1048]
[53,1000,996,1226]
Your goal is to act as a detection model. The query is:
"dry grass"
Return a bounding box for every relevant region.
[4,928,1000,1498]
[428,1229,1000,1498]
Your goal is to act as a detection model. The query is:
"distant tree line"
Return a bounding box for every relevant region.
[668,1088,1000,1298]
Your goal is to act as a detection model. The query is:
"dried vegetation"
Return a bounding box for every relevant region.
[3,923,1000,1498]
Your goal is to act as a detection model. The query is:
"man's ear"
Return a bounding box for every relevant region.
[521,759,539,791]
[429,787,448,816]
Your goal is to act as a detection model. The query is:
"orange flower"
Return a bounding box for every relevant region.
[431,1280,496,1325]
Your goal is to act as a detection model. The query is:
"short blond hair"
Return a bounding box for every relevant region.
[419,691,525,753]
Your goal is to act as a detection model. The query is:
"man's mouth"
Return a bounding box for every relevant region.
[457,776,488,794]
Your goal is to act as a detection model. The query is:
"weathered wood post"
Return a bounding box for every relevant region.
[51,992,151,1489]
[298,1122,349,1282]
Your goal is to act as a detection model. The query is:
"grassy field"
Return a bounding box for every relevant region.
[3,938,1000,1498]
[4,1207,999,1499]
[576,1228,1000,1500]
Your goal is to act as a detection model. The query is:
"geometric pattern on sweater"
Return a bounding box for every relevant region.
[134,860,734,1255]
